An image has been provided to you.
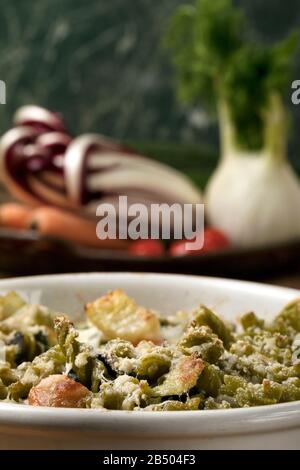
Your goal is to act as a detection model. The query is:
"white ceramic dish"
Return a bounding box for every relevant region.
[0,272,300,450]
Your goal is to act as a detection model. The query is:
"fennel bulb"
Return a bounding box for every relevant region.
[165,0,300,247]
[206,97,300,247]
[206,156,300,247]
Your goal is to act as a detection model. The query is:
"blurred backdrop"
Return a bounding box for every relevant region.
[1,0,300,189]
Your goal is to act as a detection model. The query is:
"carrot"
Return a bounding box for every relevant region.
[0,202,33,229]
[28,206,129,250]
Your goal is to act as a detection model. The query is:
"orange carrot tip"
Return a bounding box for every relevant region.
[0,202,33,230]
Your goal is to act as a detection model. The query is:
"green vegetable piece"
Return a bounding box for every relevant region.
[232,377,300,407]
[0,361,19,386]
[235,381,279,407]
[99,340,172,382]
[151,354,204,397]
[5,330,50,367]
[270,300,300,335]
[240,312,265,331]
[279,378,300,402]
[144,396,203,411]
[0,303,55,335]
[229,340,254,357]
[178,325,224,363]
[55,316,107,390]
[8,345,65,400]
[97,375,151,410]
[136,350,171,382]
[232,352,295,384]
[197,363,223,397]
[98,339,135,376]
[192,306,233,347]
[90,360,108,394]
[232,330,292,365]
[0,378,7,399]
[220,375,248,397]
[204,397,232,409]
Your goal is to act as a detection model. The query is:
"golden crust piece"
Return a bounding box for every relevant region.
[85,289,162,345]
[28,374,91,408]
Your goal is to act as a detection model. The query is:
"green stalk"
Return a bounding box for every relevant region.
[218,99,264,162]
[218,93,288,165]
[263,93,288,164]
[218,100,237,161]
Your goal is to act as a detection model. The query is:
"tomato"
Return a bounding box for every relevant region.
[169,228,230,257]
[129,239,165,257]
[169,239,196,257]
[202,228,230,252]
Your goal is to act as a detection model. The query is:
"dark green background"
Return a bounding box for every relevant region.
[1,0,300,188]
